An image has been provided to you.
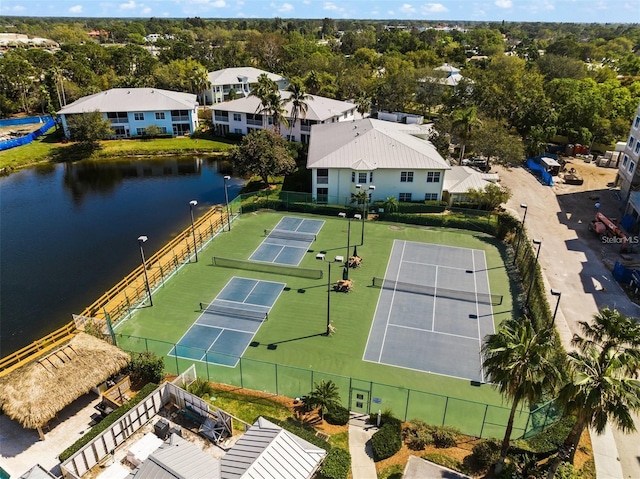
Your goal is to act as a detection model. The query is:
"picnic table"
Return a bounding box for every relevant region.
[334,279,353,292]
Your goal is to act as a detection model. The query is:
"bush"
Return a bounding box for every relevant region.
[319,447,351,479]
[403,419,433,450]
[429,425,460,448]
[371,422,402,461]
[128,351,164,384]
[471,439,501,471]
[261,416,331,452]
[59,383,157,461]
[520,416,576,454]
[325,404,350,426]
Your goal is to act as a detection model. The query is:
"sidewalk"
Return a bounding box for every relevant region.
[348,412,377,479]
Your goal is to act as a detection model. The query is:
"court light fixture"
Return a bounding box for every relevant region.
[550,289,562,327]
[316,255,338,336]
[137,235,152,307]
[189,200,198,262]
[513,203,528,265]
[223,175,231,231]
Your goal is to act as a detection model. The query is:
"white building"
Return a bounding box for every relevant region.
[617,102,640,225]
[443,166,500,205]
[212,92,358,143]
[307,118,450,204]
[57,88,199,139]
[205,67,288,105]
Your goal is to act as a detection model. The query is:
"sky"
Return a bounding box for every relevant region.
[1,0,639,23]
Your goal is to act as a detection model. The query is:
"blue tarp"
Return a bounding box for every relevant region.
[620,214,636,233]
[526,157,554,186]
[0,115,51,127]
[0,117,56,152]
[613,261,633,284]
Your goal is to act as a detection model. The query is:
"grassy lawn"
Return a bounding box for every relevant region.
[0,129,233,171]
[116,211,525,438]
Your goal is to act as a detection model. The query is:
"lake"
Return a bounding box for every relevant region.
[0,157,243,356]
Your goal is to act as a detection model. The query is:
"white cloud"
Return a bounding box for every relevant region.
[495,0,512,7]
[69,5,83,13]
[142,6,151,14]
[120,0,137,10]
[212,0,226,6]
[399,4,415,14]
[11,5,26,11]
[422,3,447,13]
[270,2,293,12]
[387,10,395,15]
[324,2,343,12]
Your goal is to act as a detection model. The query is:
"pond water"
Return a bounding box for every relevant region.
[0,157,243,356]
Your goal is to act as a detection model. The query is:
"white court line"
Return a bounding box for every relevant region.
[403,259,471,271]
[431,265,438,331]
[389,322,479,341]
[378,241,407,363]
[472,250,484,383]
[482,250,497,335]
[362,356,486,383]
[195,320,257,335]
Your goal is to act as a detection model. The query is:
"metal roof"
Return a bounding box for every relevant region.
[221,417,326,479]
[18,465,57,479]
[208,67,286,86]
[306,118,449,170]
[443,166,498,193]
[212,92,356,122]
[57,88,197,115]
[130,434,221,479]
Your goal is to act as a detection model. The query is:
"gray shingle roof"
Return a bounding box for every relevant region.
[57,88,197,115]
[208,67,286,86]
[221,417,326,479]
[307,118,450,170]
[212,92,356,122]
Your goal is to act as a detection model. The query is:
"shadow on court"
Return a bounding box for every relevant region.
[250,332,327,350]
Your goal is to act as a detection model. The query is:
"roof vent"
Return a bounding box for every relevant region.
[355,132,359,136]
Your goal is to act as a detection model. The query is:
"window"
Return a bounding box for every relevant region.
[233,113,241,122]
[399,193,412,202]
[159,126,167,134]
[155,112,165,120]
[400,171,414,182]
[234,128,242,134]
[369,172,373,182]
[317,169,329,184]
[359,172,367,183]
[635,116,640,129]
[425,193,438,201]
[427,172,441,183]
[136,128,145,135]
[636,142,640,154]
[351,172,356,183]
[630,161,636,174]
[301,134,310,144]
[629,136,635,147]
[134,112,144,121]
[316,187,328,204]
[623,155,629,167]
[113,126,125,136]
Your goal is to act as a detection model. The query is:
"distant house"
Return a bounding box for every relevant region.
[442,166,500,205]
[432,63,464,86]
[617,102,640,226]
[57,88,199,139]
[221,417,326,479]
[212,92,358,143]
[205,67,289,105]
[307,118,450,204]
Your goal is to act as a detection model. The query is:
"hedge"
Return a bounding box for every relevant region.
[379,211,498,235]
[319,447,351,479]
[59,382,158,461]
[471,439,501,471]
[261,416,331,451]
[371,422,402,461]
[325,404,350,426]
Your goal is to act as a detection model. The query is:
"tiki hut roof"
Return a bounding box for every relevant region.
[0,333,130,429]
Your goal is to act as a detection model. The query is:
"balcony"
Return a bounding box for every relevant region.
[246,119,262,126]
[171,115,190,122]
[317,177,329,184]
[301,124,311,132]
[214,115,229,122]
[109,118,128,124]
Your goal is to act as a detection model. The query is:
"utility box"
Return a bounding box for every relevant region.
[154,418,170,440]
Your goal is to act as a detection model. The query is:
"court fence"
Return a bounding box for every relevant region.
[116,333,561,441]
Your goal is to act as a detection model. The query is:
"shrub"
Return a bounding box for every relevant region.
[319,448,351,479]
[522,416,576,454]
[325,404,350,426]
[403,419,433,450]
[128,351,164,384]
[371,422,402,461]
[378,465,404,479]
[261,416,331,452]
[555,462,583,479]
[59,383,157,461]
[429,425,460,448]
[186,377,215,399]
[471,439,501,471]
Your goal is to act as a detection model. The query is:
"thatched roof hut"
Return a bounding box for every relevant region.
[0,333,130,439]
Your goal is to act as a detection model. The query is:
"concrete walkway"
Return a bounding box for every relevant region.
[403,455,472,479]
[348,412,377,479]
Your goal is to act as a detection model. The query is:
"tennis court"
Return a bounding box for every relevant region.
[169,277,285,367]
[363,240,497,382]
[249,216,324,265]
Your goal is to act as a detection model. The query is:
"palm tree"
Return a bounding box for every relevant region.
[482,319,562,474]
[286,79,311,138]
[451,106,482,163]
[355,93,372,118]
[307,380,341,420]
[383,196,399,213]
[547,310,640,478]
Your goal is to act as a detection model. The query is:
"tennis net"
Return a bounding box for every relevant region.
[212,256,323,279]
[266,229,317,242]
[372,277,503,305]
[199,302,268,322]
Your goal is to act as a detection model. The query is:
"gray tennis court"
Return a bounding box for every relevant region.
[363,240,497,382]
[169,277,285,367]
[249,216,324,265]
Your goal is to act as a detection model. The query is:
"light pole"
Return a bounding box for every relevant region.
[223,175,231,231]
[513,203,528,265]
[355,184,375,245]
[526,239,542,307]
[137,235,152,307]
[338,212,354,279]
[551,289,562,326]
[316,256,337,336]
[189,200,198,262]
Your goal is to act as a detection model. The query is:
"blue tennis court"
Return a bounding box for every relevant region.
[169,277,285,367]
[249,216,324,265]
[363,241,497,383]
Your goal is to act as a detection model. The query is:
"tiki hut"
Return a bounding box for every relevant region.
[0,333,130,440]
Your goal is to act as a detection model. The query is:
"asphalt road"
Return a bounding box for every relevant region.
[496,164,640,479]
